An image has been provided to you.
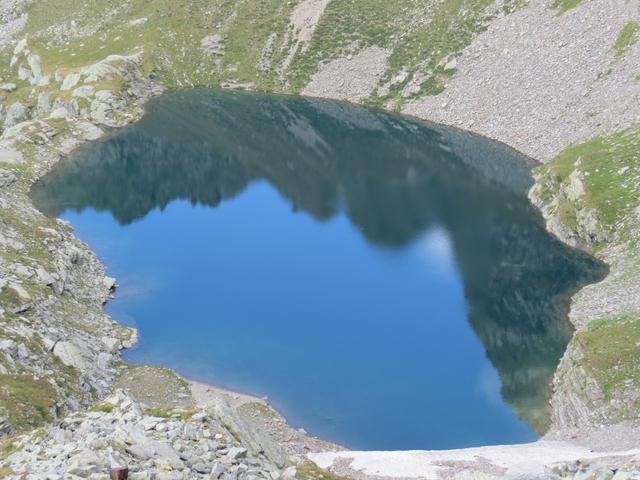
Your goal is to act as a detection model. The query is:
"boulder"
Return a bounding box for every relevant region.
[8,283,30,301]
[90,100,112,124]
[13,38,27,56]
[227,447,247,460]
[103,276,117,290]
[210,462,225,479]
[0,169,17,187]
[4,101,28,127]
[36,267,55,286]
[0,83,16,92]
[72,85,95,99]
[37,92,52,113]
[280,466,299,480]
[61,72,81,91]
[53,341,85,369]
[49,107,69,119]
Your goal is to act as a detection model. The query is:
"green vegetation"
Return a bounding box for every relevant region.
[551,0,583,15]
[287,0,498,105]
[19,0,523,106]
[22,0,294,90]
[90,403,115,413]
[0,467,15,479]
[534,126,640,421]
[144,408,172,418]
[579,314,640,400]
[0,375,58,433]
[536,126,640,241]
[613,21,639,60]
[144,407,199,420]
[296,461,349,480]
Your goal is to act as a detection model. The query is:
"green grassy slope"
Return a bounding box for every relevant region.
[533,128,640,422]
[17,0,525,108]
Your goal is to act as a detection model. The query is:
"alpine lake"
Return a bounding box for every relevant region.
[32,89,605,451]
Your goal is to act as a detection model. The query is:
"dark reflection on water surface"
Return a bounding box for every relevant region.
[32,90,605,450]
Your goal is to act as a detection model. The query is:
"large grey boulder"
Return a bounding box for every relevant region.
[207,397,289,469]
[4,101,28,126]
[52,341,85,369]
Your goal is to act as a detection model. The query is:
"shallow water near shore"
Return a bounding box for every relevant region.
[32,89,605,450]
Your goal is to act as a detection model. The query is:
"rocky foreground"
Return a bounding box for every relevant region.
[4,390,286,480]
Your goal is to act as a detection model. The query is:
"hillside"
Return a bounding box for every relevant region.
[0,0,640,478]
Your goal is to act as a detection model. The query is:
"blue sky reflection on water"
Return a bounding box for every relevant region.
[33,89,605,450]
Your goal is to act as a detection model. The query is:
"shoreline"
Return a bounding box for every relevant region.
[48,85,624,458]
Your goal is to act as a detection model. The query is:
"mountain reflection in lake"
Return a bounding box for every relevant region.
[32,89,605,450]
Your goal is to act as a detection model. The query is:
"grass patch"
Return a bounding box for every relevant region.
[90,403,115,413]
[0,287,24,308]
[144,408,172,418]
[0,440,22,461]
[579,314,640,398]
[22,0,295,90]
[535,126,640,241]
[551,0,583,15]
[613,21,639,60]
[0,375,58,433]
[144,407,198,420]
[0,467,15,478]
[296,460,350,480]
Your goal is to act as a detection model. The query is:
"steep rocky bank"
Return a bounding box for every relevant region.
[0,0,639,478]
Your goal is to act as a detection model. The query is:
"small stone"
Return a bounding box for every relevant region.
[194,463,211,474]
[227,447,247,460]
[191,411,208,422]
[101,336,121,353]
[103,276,117,290]
[8,283,30,301]
[210,462,225,479]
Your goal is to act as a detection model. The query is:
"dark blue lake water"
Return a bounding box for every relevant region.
[32,90,604,450]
